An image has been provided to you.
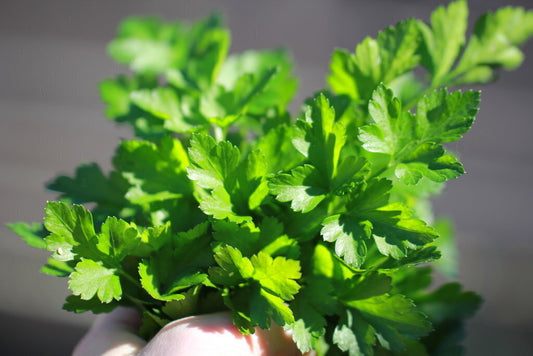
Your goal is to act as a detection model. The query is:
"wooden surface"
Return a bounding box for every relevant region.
[1,0,532,354]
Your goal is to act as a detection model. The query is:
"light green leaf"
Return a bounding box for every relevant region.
[255,125,305,173]
[217,49,298,113]
[185,26,230,89]
[455,6,533,83]
[432,219,458,278]
[130,88,180,120]
[199,186,252,223]
[136,222,173,257]
[251,252,301,300]
[96,217,140,260]
[237,149,269,211]
[321,179,436,265]
[269,164,328,213]
[69,259,122,303]
[360,85,478,184]
[45,232,76,262]
[43,202,101,261]
[293,94,346,181]
[360,85,404,155]
[415,89,479,143]
[311,243,355,281]
[187,134,240,190]
[329,19,420,101]
[418,0,468,86]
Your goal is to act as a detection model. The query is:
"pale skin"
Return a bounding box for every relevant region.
[73,307,310,356]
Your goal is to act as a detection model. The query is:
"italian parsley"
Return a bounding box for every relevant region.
[9,1,533,354]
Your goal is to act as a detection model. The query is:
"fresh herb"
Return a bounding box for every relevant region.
[9,1,533,354]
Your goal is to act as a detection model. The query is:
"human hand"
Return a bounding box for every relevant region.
[72,307,307,356]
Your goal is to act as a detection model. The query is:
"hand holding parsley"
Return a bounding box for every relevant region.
[9,1,533,355]
[73,308,304,356]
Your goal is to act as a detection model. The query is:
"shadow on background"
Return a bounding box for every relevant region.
[0,311,85,355]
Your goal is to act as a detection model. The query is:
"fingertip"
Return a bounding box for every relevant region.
[93,307,142,331]
[73,307,146,356]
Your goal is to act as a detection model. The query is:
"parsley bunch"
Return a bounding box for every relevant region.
[9,1,533,354]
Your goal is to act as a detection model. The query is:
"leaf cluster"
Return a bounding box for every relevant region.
[9,1,532,354]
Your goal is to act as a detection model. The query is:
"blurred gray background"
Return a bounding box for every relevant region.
[1,0,532,354]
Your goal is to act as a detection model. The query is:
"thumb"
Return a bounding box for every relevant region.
[139,311,304,356]
[73,307,146,356]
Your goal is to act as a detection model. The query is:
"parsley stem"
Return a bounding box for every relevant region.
[214,125,226,142]
[119,269,141,288]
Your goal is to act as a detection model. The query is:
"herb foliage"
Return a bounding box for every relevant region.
[9,1,533,354]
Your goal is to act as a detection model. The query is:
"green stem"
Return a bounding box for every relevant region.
[369,256,390,271]
[213,125,226,142]
[124,294,148,314]
[119,269,140,287]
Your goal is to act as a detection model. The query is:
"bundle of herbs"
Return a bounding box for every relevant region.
[9,1,533,354]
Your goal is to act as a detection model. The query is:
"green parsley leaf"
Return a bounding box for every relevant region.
[47,163,130,222]
[40,258,75,277]
[293,93,346,181]
[200,68,278,126]
[96,217,141,260]
[269,164,328,213]
[130,87,206,133]
[43,202,101,262]
[289,276,336,353]
[187,134,239,190]
[63,295,119,314]
[139,224,212,301]
[255,124,305,173]
[321,179,437,266]
[336,294,432,354]
[108,14,229,84]
[6,222,47,249]
[188,134,269,221]
[210,246,301,328]
[113,136,191,205]
[329,19,420,102]
[417,0,468,87]
[415,283,482,325]
[13,5,533,354]
[359,85,478,184]
[454,6,533,84]
[69,259,122,303]
[217,49,297,114]
[212,218,290,258]
[250,252,301,300]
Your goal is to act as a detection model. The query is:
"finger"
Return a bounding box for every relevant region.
[73,307,147,356]
[139,311,304,356]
